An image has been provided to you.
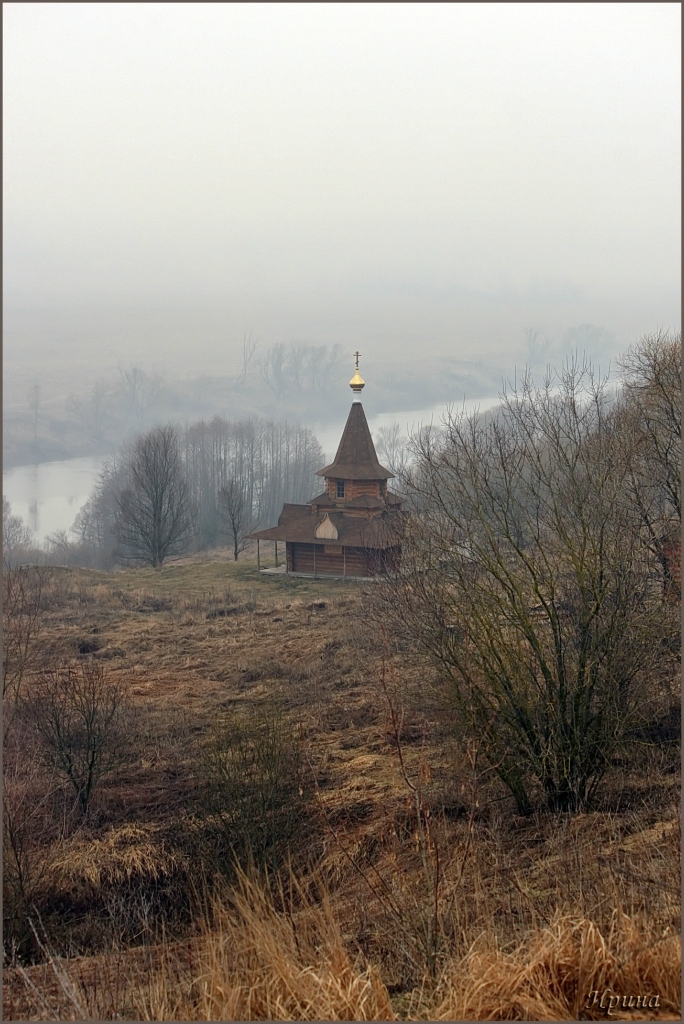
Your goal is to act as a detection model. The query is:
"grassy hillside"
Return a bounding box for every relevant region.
[3,553,680,1020]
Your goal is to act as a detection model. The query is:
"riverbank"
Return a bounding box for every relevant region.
[3,435,114,472]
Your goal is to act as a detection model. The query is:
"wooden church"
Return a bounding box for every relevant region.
[250,358,405,578]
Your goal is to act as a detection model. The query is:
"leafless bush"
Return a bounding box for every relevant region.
[377,356,678,814]
[2,565,50,702]
[43,529,88,567]
[3,712,66,964]
[619,329,681,599]
[201,695,314,877]
[25,662,128,818]
[3,497,33,567]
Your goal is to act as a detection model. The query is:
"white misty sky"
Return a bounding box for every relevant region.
[3,2,681,372]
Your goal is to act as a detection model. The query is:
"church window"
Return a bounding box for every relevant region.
[336,480,345,498]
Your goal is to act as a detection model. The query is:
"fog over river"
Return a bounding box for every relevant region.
[3,397,501,544]
[3,455,107,544]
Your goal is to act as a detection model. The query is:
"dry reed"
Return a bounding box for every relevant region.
[5,874,680,1021]
[432,911,680,1021]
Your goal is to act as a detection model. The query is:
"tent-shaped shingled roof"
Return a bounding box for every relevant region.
[317,402,393,481]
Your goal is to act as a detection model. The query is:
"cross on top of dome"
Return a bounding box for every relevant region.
[350,351,365,398]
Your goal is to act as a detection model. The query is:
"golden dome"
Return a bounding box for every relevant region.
[350,368,365,390]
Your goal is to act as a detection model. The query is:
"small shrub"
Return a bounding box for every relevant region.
[2,565,50,701]
[201,695,314,878]
[3,714,66,963]
[24,662,129,818]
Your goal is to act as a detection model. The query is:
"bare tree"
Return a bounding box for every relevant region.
[69,380,112,442]
[71,455,126,568]
[3,717,65,961]
[75,418,322,563]
[562,323,615,367]
[258,342,345,400]
[619,330,681,599]
[218,477,251,561]
[3,566,49,702]
[115,425,194,567]
[375,422,410,478]
[3,498,32,566]
[26,661,126,818]
[378,360,676,814]
[28,384,40,444]
[236,330,258,385]
[117,366,164,424]
[524,326,553,368]
[301,343,345,393]
[259,343,288,398]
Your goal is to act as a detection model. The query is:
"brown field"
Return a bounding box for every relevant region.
[3,552,681,1020]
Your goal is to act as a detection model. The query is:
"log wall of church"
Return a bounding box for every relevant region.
[325,479,385,500]
[288,543,372,577]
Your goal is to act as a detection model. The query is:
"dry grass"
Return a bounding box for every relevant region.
[4,875,680,1020]
[181,875,395,1022]
[49,823,189,891]
[3,556,680,1019]
[432,913,680,1021]
[4,872,395,1022]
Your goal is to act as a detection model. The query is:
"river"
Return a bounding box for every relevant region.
[3,396,501,544]
[3,455,108,544]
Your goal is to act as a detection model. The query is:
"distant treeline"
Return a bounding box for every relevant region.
[3,416,323,569]
[182,416,324,548]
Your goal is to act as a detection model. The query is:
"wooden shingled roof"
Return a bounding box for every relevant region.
[307,491,403,511]
[317,402,393,480]
[250,503,405,547]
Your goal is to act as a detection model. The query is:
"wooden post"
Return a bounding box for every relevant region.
[313,543,317,578]
[343,546,346,578]
[286,542,289,574]
[275,541,278,568]
[257,538,260,571]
